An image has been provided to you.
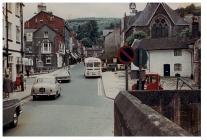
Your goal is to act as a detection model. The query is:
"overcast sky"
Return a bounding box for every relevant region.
[23,3,200,21]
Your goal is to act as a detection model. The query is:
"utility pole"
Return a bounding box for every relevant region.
[5,3,9,68]
[20,3,24,72]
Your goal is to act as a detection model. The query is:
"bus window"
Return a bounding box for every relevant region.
[86,63,93,67]
[94,62,100,67]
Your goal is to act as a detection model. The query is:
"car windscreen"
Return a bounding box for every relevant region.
[94,62,100,67]
[86,62,93,67]
[36,78,55,84]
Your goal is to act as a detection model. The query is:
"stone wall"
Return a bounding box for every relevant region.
[114,90,196,136]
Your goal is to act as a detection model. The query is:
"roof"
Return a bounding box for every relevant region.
[33,24,62,36]
[25,11,64,23]
[132,3,189,27]
[131,38,189,51]
[24,29,37,34]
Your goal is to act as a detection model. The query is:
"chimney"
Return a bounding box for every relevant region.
[37,3,47,13]
[192,16,200,38]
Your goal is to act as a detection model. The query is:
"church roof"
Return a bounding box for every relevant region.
[132,3,189,27]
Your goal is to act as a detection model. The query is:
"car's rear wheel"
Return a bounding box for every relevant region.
[10,111,18,128]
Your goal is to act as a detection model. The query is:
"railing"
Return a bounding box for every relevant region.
[176,77,194,90]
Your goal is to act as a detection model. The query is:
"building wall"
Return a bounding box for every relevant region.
[32,25,58,70]
[3,3,23,82]
[146,49,192,77]
[104,28,121,60]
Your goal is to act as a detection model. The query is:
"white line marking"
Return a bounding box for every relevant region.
[97,78,102,96]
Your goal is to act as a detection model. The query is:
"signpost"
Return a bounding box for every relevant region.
[117,46,135,90]
[133,48,148,90]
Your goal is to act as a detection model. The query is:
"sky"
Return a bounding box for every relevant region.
[23,2,200,21]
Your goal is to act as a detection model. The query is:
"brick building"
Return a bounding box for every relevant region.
[24,4,71,72]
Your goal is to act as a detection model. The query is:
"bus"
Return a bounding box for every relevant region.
[84,57,102,78]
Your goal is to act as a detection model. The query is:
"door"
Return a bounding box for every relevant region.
[164,64,170,76]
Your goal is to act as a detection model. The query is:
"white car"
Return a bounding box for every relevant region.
[31,75,61,100]
[52,69,71,83]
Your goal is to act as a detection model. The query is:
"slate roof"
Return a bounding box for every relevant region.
[131,38,189,51]
[132,3,189,27]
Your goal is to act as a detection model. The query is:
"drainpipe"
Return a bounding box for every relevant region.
[5,3,9,68]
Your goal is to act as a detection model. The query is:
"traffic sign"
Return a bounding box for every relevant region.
[133,48,148,67]
[117,46,135,64]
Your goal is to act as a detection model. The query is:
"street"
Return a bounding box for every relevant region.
[3,63,114,136]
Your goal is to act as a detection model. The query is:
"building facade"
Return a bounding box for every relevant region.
[3,3,24,82]
[131,38,193,77]
[104,28,121,62]
[24,5,71,72]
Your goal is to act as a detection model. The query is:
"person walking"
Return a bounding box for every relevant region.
[20,72,24,91]
[16,73,21,91]
[3,74,13,98]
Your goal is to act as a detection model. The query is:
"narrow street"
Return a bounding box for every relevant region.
[3,63,114,136]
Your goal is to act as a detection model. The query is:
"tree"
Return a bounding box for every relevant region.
[75,20,100,47]
[126,31,147,46]
[179,28,192,38]
[81,38,92,48]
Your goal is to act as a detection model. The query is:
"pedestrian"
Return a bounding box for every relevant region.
[26,69,30,78]
[3,74,13,98]
[16,73,21,91]
[20,72,24,91]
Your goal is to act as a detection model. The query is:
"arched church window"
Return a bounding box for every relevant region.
[151,16,169,38]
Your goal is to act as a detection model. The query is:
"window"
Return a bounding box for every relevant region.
[8,22,12,40]
[174,49,182,56]
[174,63,182,71]
[15,3,20,16]
[7,3,12,12]
[94,62,100,67]
[16,26,20,42]
[41,41,51,54]
[151,16,169,38]
[46,57,51,64]
[26,32,33,42]
[44,31,48,38]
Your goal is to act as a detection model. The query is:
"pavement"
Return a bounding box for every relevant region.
[101,71,125,100]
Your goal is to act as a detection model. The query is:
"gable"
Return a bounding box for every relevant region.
[132,3,189,27]
[149,4,174,25]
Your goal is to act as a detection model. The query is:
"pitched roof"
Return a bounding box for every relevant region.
[131,38,189,51]
[33,24,61,36]
[132,3,189,27]
[26,11,64,23]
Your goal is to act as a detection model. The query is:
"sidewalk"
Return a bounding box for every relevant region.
[101,71,125,100]
[9,84,33,101]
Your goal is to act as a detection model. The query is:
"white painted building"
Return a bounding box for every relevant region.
[3,3,24,82]
[131,38,193,77]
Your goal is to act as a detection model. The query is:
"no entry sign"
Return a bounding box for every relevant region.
[117,46,135,64]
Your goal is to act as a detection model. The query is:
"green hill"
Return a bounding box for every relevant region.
[66,17,121,33]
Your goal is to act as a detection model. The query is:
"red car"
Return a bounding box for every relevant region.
[132,73,163,90]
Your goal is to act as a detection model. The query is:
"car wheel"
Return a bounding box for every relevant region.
[10,111,18,128]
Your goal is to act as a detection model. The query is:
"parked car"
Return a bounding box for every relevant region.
[52,69,71,83]
[31,75,61,100]
[107,63,117,71]
[3,98,22,128]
